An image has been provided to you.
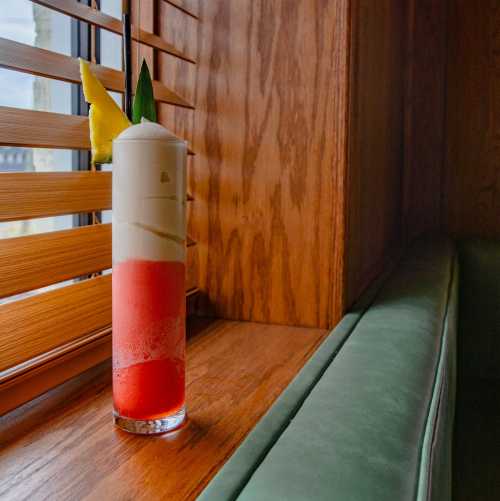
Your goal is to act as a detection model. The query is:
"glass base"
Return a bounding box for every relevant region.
[113,405,186,435]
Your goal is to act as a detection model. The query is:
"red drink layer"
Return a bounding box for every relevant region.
[113,259,185,420]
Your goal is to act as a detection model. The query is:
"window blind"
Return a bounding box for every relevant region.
[0,0,197,415]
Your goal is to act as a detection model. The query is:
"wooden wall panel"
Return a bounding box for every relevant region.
[157,0,200,316]
[346,0,407,305]
[403,0,448,243]
[443,0,500,238]
[170,0,350,328]
[164,0,199,19]
[131,0,154,77]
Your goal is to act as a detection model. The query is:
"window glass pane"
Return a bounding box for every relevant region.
[0,214,75,240]
[100,0,122,71]
[0,69,73,114]
[101,209,112,224]
[109,90,123,109]
[100,0,122,19]
[0,0,71,55]
[0,1,78,242]
[0,1,74,114]
[0,147,76,174]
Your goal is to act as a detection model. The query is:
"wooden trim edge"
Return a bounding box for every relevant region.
[0,333,111,416]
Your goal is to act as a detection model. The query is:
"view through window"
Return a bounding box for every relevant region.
[0,0,74,241]
[0,0,123,299]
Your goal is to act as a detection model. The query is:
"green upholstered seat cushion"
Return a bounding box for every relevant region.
[199,238,457,501]
[458,239,500,379]
[197,266,393,501]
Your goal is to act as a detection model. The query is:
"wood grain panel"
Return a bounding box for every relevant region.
[0,319,328,499]
[181,0,349,327]
[443,0,500,237]
[162,0,199,20]
[0,224,111,299]
[0,37,193,109]
[0,107,194,154]
[31,0,195,63]
[346,0,406,306]
[0,275,111,373]
[131,0,154,84]
[0,172,111,222]
[157,0,199,314]
[402,0,448,243]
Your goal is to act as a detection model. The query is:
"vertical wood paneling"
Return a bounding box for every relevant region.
[157,0,200,316]
[443,0,500,238]
[131,0,154,77]
[403,0,448,243]
[346,0,406,305]
[174,0,349,328]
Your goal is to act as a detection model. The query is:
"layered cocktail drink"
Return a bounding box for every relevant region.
[112,121,187,434]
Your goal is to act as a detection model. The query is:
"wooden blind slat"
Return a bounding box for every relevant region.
[0,225,197,298]
[0,275,112,373]
[31,0,195,63]
[0,107,195,155]
[0,244,198,374]
[0,106,90,149]
[0,224,112,299]
[0,38,194,109]
[0,172,111,222]
[0,170,193,221]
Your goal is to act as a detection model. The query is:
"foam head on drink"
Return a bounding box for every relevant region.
[112,120,187,433]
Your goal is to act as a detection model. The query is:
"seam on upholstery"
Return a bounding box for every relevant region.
[228,267,397,500]
[414,251,456,501]
[425,360,446,501]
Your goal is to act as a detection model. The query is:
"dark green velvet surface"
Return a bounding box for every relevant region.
[199,239,457,501]
[458,239,500,380]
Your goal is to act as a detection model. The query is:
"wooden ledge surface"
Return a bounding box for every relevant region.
[0,319,328,500]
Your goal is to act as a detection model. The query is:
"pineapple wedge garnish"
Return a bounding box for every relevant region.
[79,59,130,164]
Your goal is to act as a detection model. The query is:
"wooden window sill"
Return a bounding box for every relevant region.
[0,318,328,500]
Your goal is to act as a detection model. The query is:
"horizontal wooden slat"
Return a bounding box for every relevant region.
[0,107,195,155]
[0,107,89,149]
[0,171,192,222]
[0,224,112,299]
[0,340,111,416]
[31,0,195,63]
[0,172,111,222]
[163,0,199,20]
[0,264,199,372]
[0,275,112,373]
[0,329,111,388]
[0,38,194,109]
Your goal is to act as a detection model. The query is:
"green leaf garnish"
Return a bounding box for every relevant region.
[132,59,157,124]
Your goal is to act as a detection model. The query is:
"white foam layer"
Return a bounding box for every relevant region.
[112,123,187,264]
[115,119,185,143]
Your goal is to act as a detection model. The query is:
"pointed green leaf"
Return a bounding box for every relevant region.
[132,59,157,124]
